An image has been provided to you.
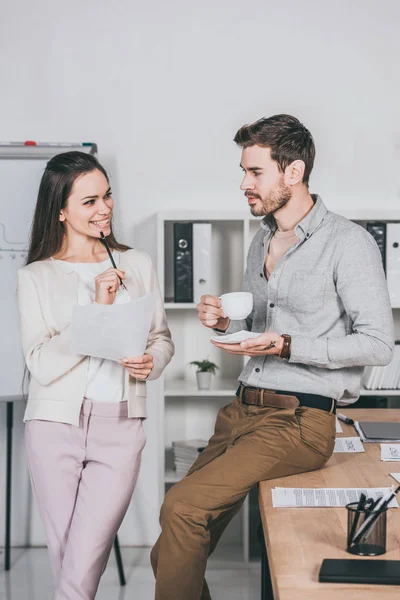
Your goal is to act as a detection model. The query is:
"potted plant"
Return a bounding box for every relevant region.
[189,359,219,390]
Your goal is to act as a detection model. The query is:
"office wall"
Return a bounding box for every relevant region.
[0,0,399,546]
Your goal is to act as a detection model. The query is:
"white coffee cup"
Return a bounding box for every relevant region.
[220,292,253,320]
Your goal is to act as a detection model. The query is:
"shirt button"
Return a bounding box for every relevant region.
[259,273,263,278]
[269,303,275,308]
[306,233,310,238]
[255,368,260,373]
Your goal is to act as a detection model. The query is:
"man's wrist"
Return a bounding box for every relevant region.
[279,334,292,360]
[213,317,230,333]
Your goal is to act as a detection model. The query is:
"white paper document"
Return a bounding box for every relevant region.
[333,437,364,453]
[381,444,400,461]
[271,487,399,508]
[71,293,155,361]
[391,473,400,483]
[335,418,343,434]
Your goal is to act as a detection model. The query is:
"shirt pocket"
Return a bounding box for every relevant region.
[287,271,327,314]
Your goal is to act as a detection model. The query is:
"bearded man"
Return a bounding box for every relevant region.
[150,114,394,600]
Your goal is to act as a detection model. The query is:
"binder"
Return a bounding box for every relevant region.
[174,222,193,302]
[367,222,386,272]
[164,221,175,303]
[192,223,212,304]
[386,223,400,308]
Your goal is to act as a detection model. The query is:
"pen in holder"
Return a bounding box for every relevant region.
[346,502,387,556]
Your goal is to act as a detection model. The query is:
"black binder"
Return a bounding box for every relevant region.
[174,223,193,302]
[319,559,400,585]
[367,222,386,273]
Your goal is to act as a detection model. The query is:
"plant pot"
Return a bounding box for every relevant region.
[196,371,212,390]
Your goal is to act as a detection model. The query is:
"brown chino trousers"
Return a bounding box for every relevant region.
[150,395,336,600]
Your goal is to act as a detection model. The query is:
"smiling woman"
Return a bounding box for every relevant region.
[17,151,174,600]
[26,152,130,264]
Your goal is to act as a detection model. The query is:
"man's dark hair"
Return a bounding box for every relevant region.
[234,114,315,186]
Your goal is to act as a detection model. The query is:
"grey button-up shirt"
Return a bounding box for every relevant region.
[224,196,394,405]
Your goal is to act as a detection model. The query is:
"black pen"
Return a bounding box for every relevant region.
[348,492,366,547]
[337,413,354,426]
[100,232,128,291]
[351,485,400,545]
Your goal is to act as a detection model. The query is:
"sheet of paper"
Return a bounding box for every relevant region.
[381,444,400,461]
[335,418,343,434]
[333,437,364,453]
[271,487,399,508]
[71,293,155,361]
[390,473,400,483]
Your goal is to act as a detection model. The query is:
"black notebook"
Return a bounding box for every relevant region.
[359,421,400,441]
[319,559,400,585]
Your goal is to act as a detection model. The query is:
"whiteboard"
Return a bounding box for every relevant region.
[0,144,96,395]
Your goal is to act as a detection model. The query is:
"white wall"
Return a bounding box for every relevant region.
[1,0,400,546]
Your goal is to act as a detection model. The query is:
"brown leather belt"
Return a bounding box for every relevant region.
[236,384,336,413]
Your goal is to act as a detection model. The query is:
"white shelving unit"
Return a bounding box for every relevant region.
[133,208,400,561]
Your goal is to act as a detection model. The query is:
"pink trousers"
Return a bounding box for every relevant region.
[25,399,146,600]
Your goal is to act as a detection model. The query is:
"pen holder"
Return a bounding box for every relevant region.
[346,502,387,556]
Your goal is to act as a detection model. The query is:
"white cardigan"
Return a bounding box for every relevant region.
[17,249,174,426]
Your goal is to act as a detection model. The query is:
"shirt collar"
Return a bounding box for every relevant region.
[50,250,120,274]
[260,194,327,240]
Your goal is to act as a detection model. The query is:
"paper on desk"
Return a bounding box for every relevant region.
[335,418,343,434]
[381,444,400,461]
[391,473,400,483]
[333,437,364,453]
[71,293,155,361]
[271,487,399,508]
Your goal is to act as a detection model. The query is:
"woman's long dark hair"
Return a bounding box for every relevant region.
[26,151,130,265]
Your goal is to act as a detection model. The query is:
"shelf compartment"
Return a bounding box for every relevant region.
[165,378,239,397]
[164,302,197,309]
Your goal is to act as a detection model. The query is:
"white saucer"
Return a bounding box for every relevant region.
[210,330,261,344]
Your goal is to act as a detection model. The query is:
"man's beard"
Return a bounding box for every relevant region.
[248,181,291,217]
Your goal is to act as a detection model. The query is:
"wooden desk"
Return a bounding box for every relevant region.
[259,409,400,599]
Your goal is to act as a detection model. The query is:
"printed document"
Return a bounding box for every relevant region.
[271,487,399,508]
[381,444,400,461]
[71,293,155,361]
[333,437,364,453]
[335,418,343,434]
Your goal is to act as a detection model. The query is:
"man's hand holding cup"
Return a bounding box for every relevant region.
[196,295,230,331]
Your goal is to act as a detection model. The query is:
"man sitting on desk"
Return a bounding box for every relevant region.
[150,114,394,600]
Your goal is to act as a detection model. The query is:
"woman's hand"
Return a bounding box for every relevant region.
[120,353,154,379]
[95,267,126,305]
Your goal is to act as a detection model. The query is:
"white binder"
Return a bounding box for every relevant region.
[386,223,400,308]
[193,223,212,304]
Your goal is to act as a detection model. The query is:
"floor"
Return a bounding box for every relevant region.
[0,546,261,600]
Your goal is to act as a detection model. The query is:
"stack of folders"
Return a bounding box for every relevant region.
[172,439,207,477]
[354,421,400,443]
[362,344,400,390]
